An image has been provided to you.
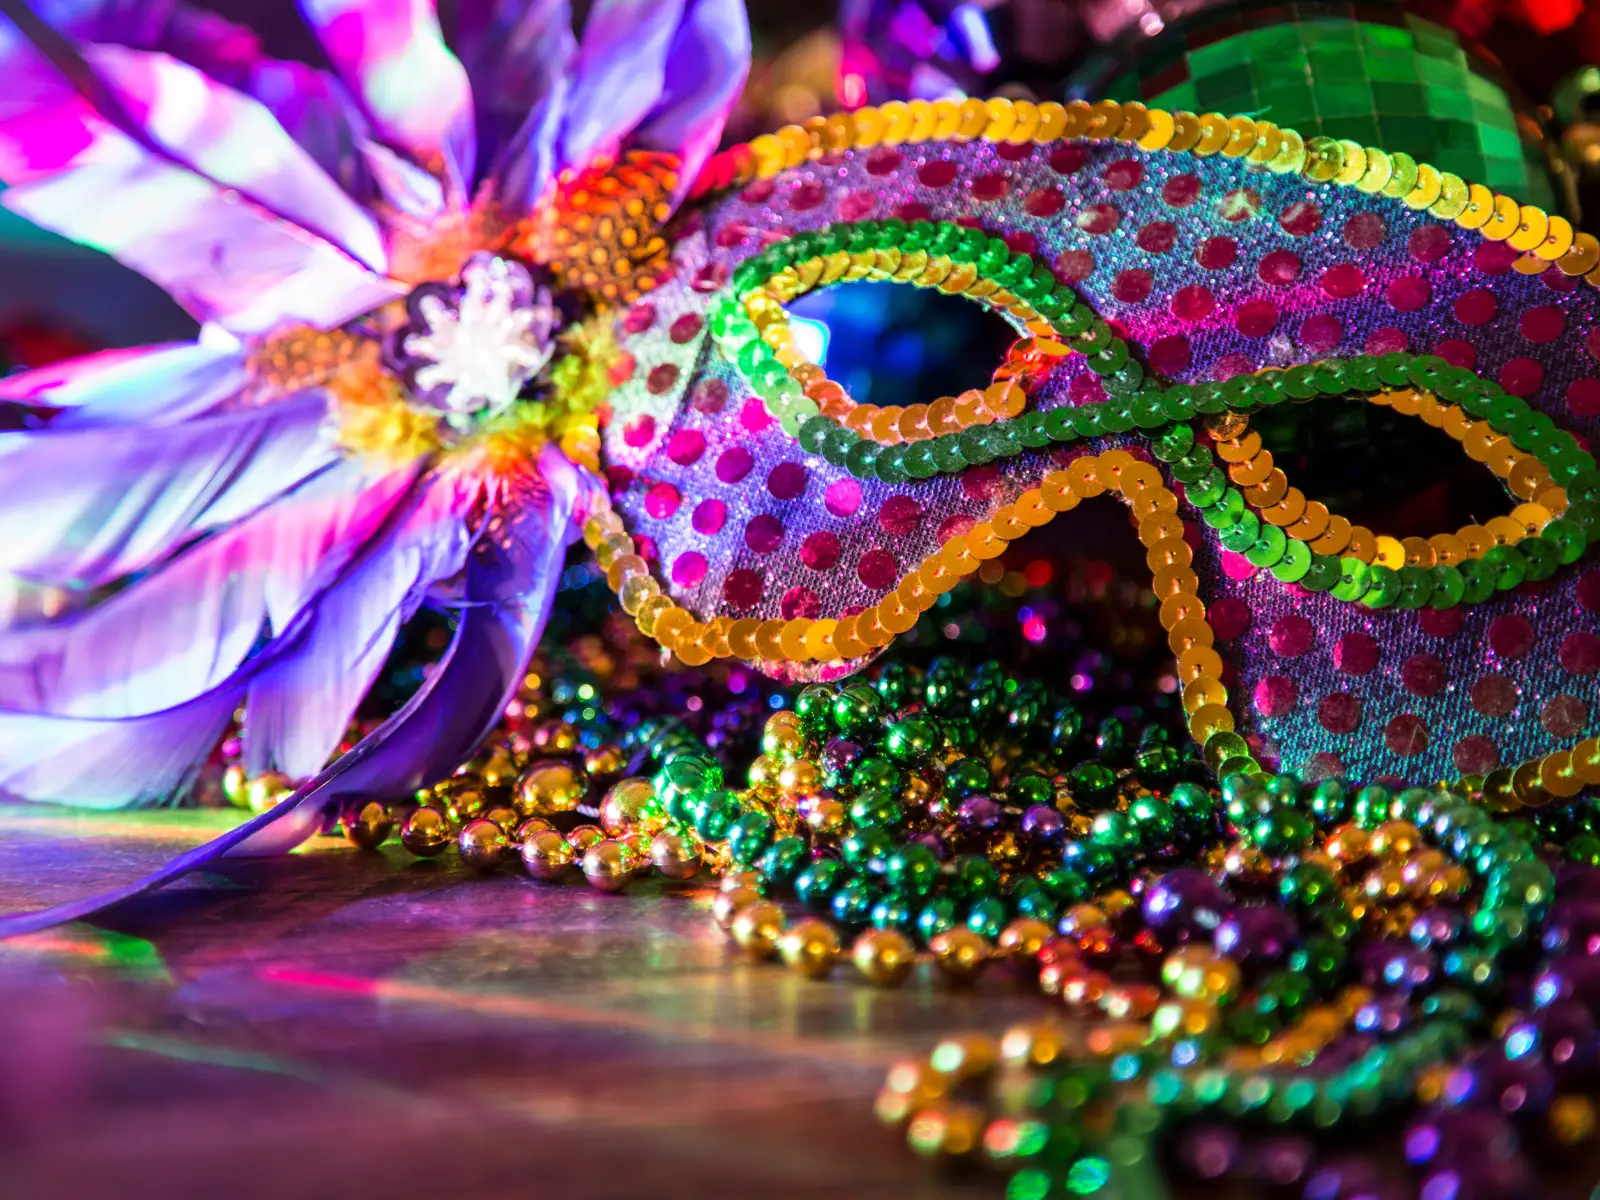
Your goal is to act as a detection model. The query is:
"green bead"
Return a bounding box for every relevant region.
[849,789,906,829]
[1219,508,1261,554]
[1565,832,1600,865]
[966,897,1008,940]
[1307,779,1349,826]
[1288,935,1349,990]
[727,811,775,863]
[1352,784,1394,829]
[1171,782,1221,830]
[1301,553,1342,592]
[886,843,941,895]
[832,682,884,737]
[1280,861,1338,909]
[1517,535,1557,582]
[874,444,910,483]
[795,859,846,911]
[1040,866,1091,903]
[1068,761,1118,809]
[870,893,917,935]
[841,825,894,871]
[917,897,959,942]
[844,438,882,478]
[1359,563,1400,609]
[757,836,809,887]
[1090,810,1140,852]
[1330,556,1369,603]
[1008,772,1054,808]
[1482,543,1525,591]
[1428,564,1465,608]
[1127,796,1177,849]
[946,756,991,797]
[830,879,878,926]
[954,854,1001,900]
[1270,537,1311,583]
[851,755,905,795]
[794,683,837,732]
[884,716,939,764]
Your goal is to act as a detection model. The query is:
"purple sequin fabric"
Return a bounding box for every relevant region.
[602,134,1600,783]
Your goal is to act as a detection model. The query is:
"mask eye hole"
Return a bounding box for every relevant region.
[787,281,1016,407]
[1213,382,1568,571]
[1249,396,1508,538]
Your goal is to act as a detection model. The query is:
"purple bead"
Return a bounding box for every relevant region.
[1411,907,1465,949]
[1020,804,1066,846]
[1358,941,1437,993]
[1354,994,1411,1037]
[1532,954,1600,1009]
[1176,1123,1238,1180]
[819,738,864,781]
[1503,1001,1597,1081]
[1214,905,1297,968]
[1556,862,1600,896]
[1445,1053,1554,1118]
[1248,1135,1314,1186]
[1540,898,1600,957]
[1304,1156,1404,1200]
[1417,1156,1531,1200]
[956,794,1002,832]
[1405,1107,1521,1169]
[909,832,948,860]
[1143,868,1231,940]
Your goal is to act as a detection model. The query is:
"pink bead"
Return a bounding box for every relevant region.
[824,479,862,517]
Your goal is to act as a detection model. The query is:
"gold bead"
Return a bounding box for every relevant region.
[929,927,990,983]
[1325,824,1372,864]
[445,786,488,824]
[245,771,294,814]
[852,928,917,987]
[222,763,250,809]
[776,759,822,797]
[529,719,579,753]
[341,799,392,851]
[747,754,779,791]
[482,804,521,834]
[649,831,703,879]
[599,777,664,836]
[1548,1094,1597,1145]
[581,839,633,892]
[458,818,508,873]
[1370,820,1421,859]
[584,743,626,776]
[731,901,787,958]
[713,885,763,929]
[400,807,451,857]
[929,1038,998,1081]
[514,760,587,816]
[761,712,810,761]
[806,797,847,835]
[779,917,842,978]
[997,918,1053,959]
[721,868,764,893]
[478,748,520,788]
[1059,904,1107,936]
[520,829,575,880]
[513,816,554,842]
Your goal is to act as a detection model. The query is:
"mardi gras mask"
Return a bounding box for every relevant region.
[1,0,1598,931]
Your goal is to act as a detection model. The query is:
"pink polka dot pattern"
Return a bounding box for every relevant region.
[1560,632,1600,675]
[1470,674,1518,718]
[1056,248,1095,282]
[1161,174,1200,206]
[1077,204,1119,235]
[1321,264,1365,299]
[1384,714,1430,757]
[668,313,703,343]
[671,551,707,587]
[1113,269,1153,304]
[623,415,656,448]
[1025,187,1064,217]
[690,378,727,414]
[824,479,862,518]
[781,587,820,619]
[1541,694,1590,739]
[692,499,726,536]
[857,548,898,590]
[743,514,783,554]
[799,531,840,571]
[1408,225,1452,263]
[766,461,808,501]
[1254,676,1297,717]
[1195,237,1238,270]
[970,173,1009,202]
[1334,633,1379,675]
[1318,692,1362,735]
[1452,735,1499,775]
[1268,614,1314,657]
[1488,614,1535,660]
[1257,250,1300,285]
[1149,335,1192,374]
[644,482,681,520]
[665,429,705,465]
[1418,607,1465,638]
[1278,199,1320,236]
[878,496,923,536]
[715,447,752,484]
[1400,653,1447,698]
[1209,598,1251,641]
[1343,212,1385,249]
[1136,222,1177,254]
[1453,289,1496,326]
[917,159,957,188]
[724,568,764,609]
[1172,286,1215,321]
[1578,571,1600,612]
[1236,299,1278,338]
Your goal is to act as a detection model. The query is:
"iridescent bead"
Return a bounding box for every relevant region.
[581,839,633,892]
[852,928,917,987]
[482,804,521,834]
[341,799,393,851]
[514,760,587,816]
[1214,906,1296,969]
[520,829,574,880]
[1143,869,1231,940]
[400,807,451,857]
[649,831,702,880]
[730,901,786,958]
[599,777,664,836]
[458,818,508,873]
[929,928,990,983]
[713,885,763,930]
[779,917,842,978]
[244,771,294,814]
[997,918,1053,959]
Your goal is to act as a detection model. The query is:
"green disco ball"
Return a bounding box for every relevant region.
[1072,0,1565,212]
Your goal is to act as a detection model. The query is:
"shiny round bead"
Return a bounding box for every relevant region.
[482,804,521,835]
[730,901,787,958]
[929,927,990,983]
[599,777,665,836]
[567,824,606,853]
[581,839,633,892]
[779,917,842,978]
[583,743,626,777]
[884,716,939,764]
[761,712,811,762]
[513,816,554,842]
[713,885,764,929]
[400,807,451,857]
[853,928,917,987]
[244,771,294,814]
[520,829,575,880]
[342,799,393,851]
[997,918,1053,959]
[514,760,587,816]
[649,831,702,880]
[458,818,508,873]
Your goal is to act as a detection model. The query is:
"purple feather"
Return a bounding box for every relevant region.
[242,469,478,779]
[0,392,339,587]
[0,460,419,717]
[0,450,594,930]
[0,342,242,425]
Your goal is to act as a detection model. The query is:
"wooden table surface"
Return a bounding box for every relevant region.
[0,806,1595,1200]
